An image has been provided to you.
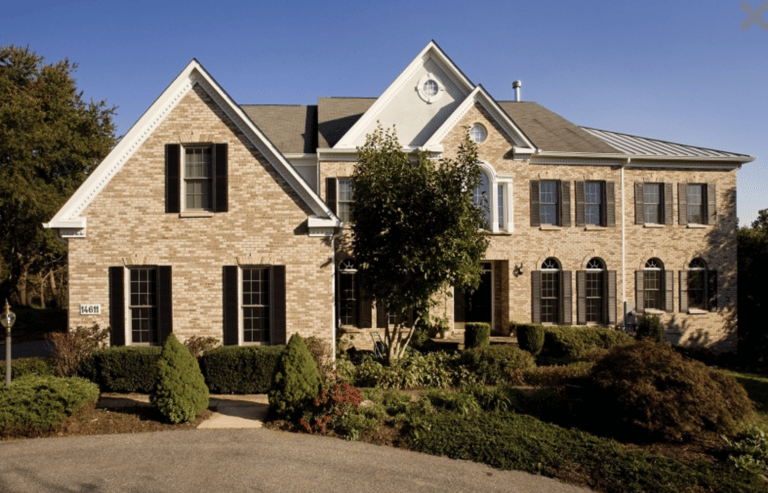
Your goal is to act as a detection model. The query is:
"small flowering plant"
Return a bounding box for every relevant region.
[299,372,364,435]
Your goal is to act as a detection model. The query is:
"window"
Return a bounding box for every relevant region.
[417,74,444,103]
[497,184,504,230]
[468,124,487,143]
[686,184,705,224]
[222,265,286,346]
[165,143,228,214]
[423,79,438,97]
[532,258,572,325]
[577,258,617,325]
[643,183,663,224]
[584,182,602,225]
[338,259,358,326]
[643,258,663,310]
[585,258,604,323]
[242,267,270,344]
[338,178,354,224]
[680,258,717,312]
[679,183,716,226]
[531,180,570,228]
[636,258,673,313]
[130,268,157,344]
[473,172,491,228]
[540,181,559,226]
[576,181,615,227]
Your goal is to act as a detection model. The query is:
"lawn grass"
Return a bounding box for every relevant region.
[722,369,768,422]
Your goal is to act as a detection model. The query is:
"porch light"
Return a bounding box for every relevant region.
[1,300,16,386]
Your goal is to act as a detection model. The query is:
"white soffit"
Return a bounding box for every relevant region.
[333,40,475,150]
[423,86,537,153]
[45,60,339,237]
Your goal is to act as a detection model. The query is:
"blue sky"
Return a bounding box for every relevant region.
[5,0,767,225]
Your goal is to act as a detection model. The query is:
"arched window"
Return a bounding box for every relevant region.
[338,259,358,326]
[585,258,604,323]
[540,258,561,324]
[687,258,706,310]
[473,172,491,228]
[643,258,663,310]
[577,258,616,325]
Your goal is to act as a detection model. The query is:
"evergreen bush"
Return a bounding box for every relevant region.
[201,345,284,393]
[542,325,630,360]
[0,357,54,378]
[464,323,491,349]
[516,323,545,355]
[635,313,665,343]
[588,340,755,441]
[80,346,160,392]
[151,334,209,424]
[460,345,536,385]
[268,334,322,419]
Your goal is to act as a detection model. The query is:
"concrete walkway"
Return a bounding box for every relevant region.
[98,393,269,429]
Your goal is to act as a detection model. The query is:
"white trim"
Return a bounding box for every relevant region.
[416,73,446,104]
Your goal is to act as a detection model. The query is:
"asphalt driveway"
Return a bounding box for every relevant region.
[0,428,593,492]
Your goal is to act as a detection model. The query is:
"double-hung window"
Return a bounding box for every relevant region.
[473,172,491,228]
[108,265,172,347]
[643,183,663,224]
[540,181,559,226]
[584,182,602,226]
[532,257,572,325]
[636,258,673,313]
[165,143,228,214]
[531,180,570,228]
[679,182,716,226]
[242,267,270,344]
[222,265,286,346]
[680,258,717,312]
[576,258,617,325]
[130,268,157,344]
[326,177,354,224]
[184,147,213,210]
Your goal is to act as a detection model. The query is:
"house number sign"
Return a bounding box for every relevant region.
[79,304,101,315]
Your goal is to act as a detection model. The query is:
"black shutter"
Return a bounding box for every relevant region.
[359,287,373,328]
[605,181,616,227]
[606,270,617,325]
[678,183,688,226]
[707,270,718,311]
[271,266,287,345]
[157,266,173,344]
[635,271,644,312]
[214,143,228,213]
[664,183,674,225]
[561,270,572,325]
[530,181,540,227]
[165,144,180,213]
[707,183,717,225]
[376,301,388,328]
[223,266,239,345]
[575,181,585,227]
[664,270,674,313]
[679,270,689,313]
[576,270,586,325]
[109,266,125,346]
[635,183,644,225]
[560,181,571,227]
[326,178,337,215]
[531,271,541,324]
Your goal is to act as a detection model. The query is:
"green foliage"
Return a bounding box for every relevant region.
[182,336,220,358]
[460,345,536,385]
[299,377,365,438]
[524,361,594,388]
[201,345,284,394]
[80,346,161,393]
[151,334,209,424]
[635,313,664,343]
[407,327,432,352]
[464,322,490,349]
[724,370,768,420]
[268,334,321,419]
[304,336,334,380]
[350,351,466,389]
[0,375,99,434]
[515,323,545,355]
[46,323,109,376]
[542,325,631,360]
[420,388,482,417]
[739,209,768,367]
[351,126,489,361]
[724,426,768,475]
[0,45,115,306]
[0,357,54,378]
[588,341,755,442]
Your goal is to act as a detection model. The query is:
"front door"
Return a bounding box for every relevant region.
[455,262,492,327]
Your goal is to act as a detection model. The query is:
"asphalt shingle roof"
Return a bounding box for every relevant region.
[241,105,318,154]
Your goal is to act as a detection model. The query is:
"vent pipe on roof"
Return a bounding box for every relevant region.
[513,80,522,102]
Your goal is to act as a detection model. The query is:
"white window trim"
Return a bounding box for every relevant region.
[124,266,157,347]
[416,73,446,104]
[238,266,271,346]
[181,144,215,213]
[478,162,513,233]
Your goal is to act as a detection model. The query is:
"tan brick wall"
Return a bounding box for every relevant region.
[67,84,333,345]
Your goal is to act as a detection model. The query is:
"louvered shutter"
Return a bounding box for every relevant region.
[606,270,617,325]
[635,271,645,312]
[664,183,674,225]
[707,183,716,225]
[165,144,180,213]
[575,182,585,227]
[109,266,125,346]
[530,181,540,227]
[561,271,572,325]
[576,270,586,325]
[678,183,688,226]
[707,270,718,311]
[679,270,688,313]
[635,183,644,225]
[214,143,228,212]
[359,288,373,328]
[605,181,616,227]
[157,266,173,344]
[376,301,388,328]
[223,266,239,345]
[560,181,571,227]
[664,270,674,313]
[271,266,287,345]
[531,271,541,324]
[326,178,337,215]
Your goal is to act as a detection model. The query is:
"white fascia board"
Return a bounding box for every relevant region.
[333,41,475,150]
[317,148,359,162]
[45,60,336,236]
[422,86,537,152]
[308,215,342,237]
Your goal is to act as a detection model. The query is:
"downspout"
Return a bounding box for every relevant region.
[622,158,629,323]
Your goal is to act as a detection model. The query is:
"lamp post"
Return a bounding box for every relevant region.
[1,300,16,386]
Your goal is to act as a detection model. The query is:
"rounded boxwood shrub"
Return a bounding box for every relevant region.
[464,323,491,349]
[0,357,55,378]
[460,345,536,385]
[635,313,664,343]
[151,334,210,424]
[268,333,321,419]
[516,323,545,355]
[0,374,99,434]
[588,340,755,442]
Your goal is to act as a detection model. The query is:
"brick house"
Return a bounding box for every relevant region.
[45,41,754,352]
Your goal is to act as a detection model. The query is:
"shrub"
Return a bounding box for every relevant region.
[635,313,664,343]
[420,389,481,416]
[0,375,99,434]
[268,334,321,420]
[407,327,432,352]
[350,351,465,389]
[460,345,536,385]
[516,323,545,355]
[588,340,755,442]
[542,325,630,360]
[201,345,284,394]
[462,386,523,414]
[80,347,161,392]
[299,376,365,437]
[183,336,220,358]
[524,361,593,388]
[724,426,768,474]
[305,336,334,380]
[464,323,490,349]
[46,324,109,376]
[0,357,54,379]
[151,334,209,424]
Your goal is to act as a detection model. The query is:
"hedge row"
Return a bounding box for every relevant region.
[515,323,631,359]
[0,357,55,379]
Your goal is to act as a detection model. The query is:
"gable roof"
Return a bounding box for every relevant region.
[45,60,340,238]
[241,105,317,154]
[317,98,375,148]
